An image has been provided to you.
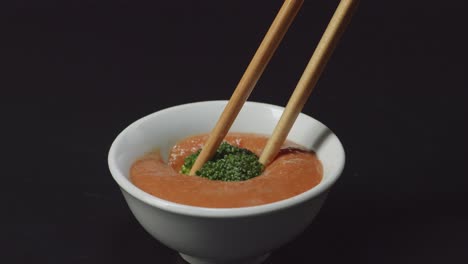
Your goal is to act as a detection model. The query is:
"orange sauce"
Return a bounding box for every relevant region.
[130,133,322,208]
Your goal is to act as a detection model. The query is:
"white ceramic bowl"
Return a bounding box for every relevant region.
[108,101,345,264]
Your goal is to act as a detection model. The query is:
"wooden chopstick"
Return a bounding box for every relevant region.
[259,0,359,166]
[189,0,304,175]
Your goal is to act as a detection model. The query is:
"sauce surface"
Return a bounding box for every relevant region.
[130,133,322,208]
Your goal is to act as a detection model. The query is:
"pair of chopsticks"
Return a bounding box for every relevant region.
[190,0,358,175]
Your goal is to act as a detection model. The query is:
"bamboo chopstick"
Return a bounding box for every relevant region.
[189,0,304,175]
[259,0,359,166]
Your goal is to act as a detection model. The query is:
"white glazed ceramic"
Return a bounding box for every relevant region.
[108,101,345,264]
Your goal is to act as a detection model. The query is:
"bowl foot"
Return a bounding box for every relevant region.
[179,252,270,264]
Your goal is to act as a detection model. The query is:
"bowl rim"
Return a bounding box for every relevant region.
[108,100,345,218]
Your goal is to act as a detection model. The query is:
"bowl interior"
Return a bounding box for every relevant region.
[109,101,345,214]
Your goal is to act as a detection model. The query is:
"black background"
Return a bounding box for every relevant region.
[2,0,468,263]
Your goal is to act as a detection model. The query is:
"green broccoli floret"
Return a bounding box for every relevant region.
[180,149,201,174]
[180,142,264,181]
